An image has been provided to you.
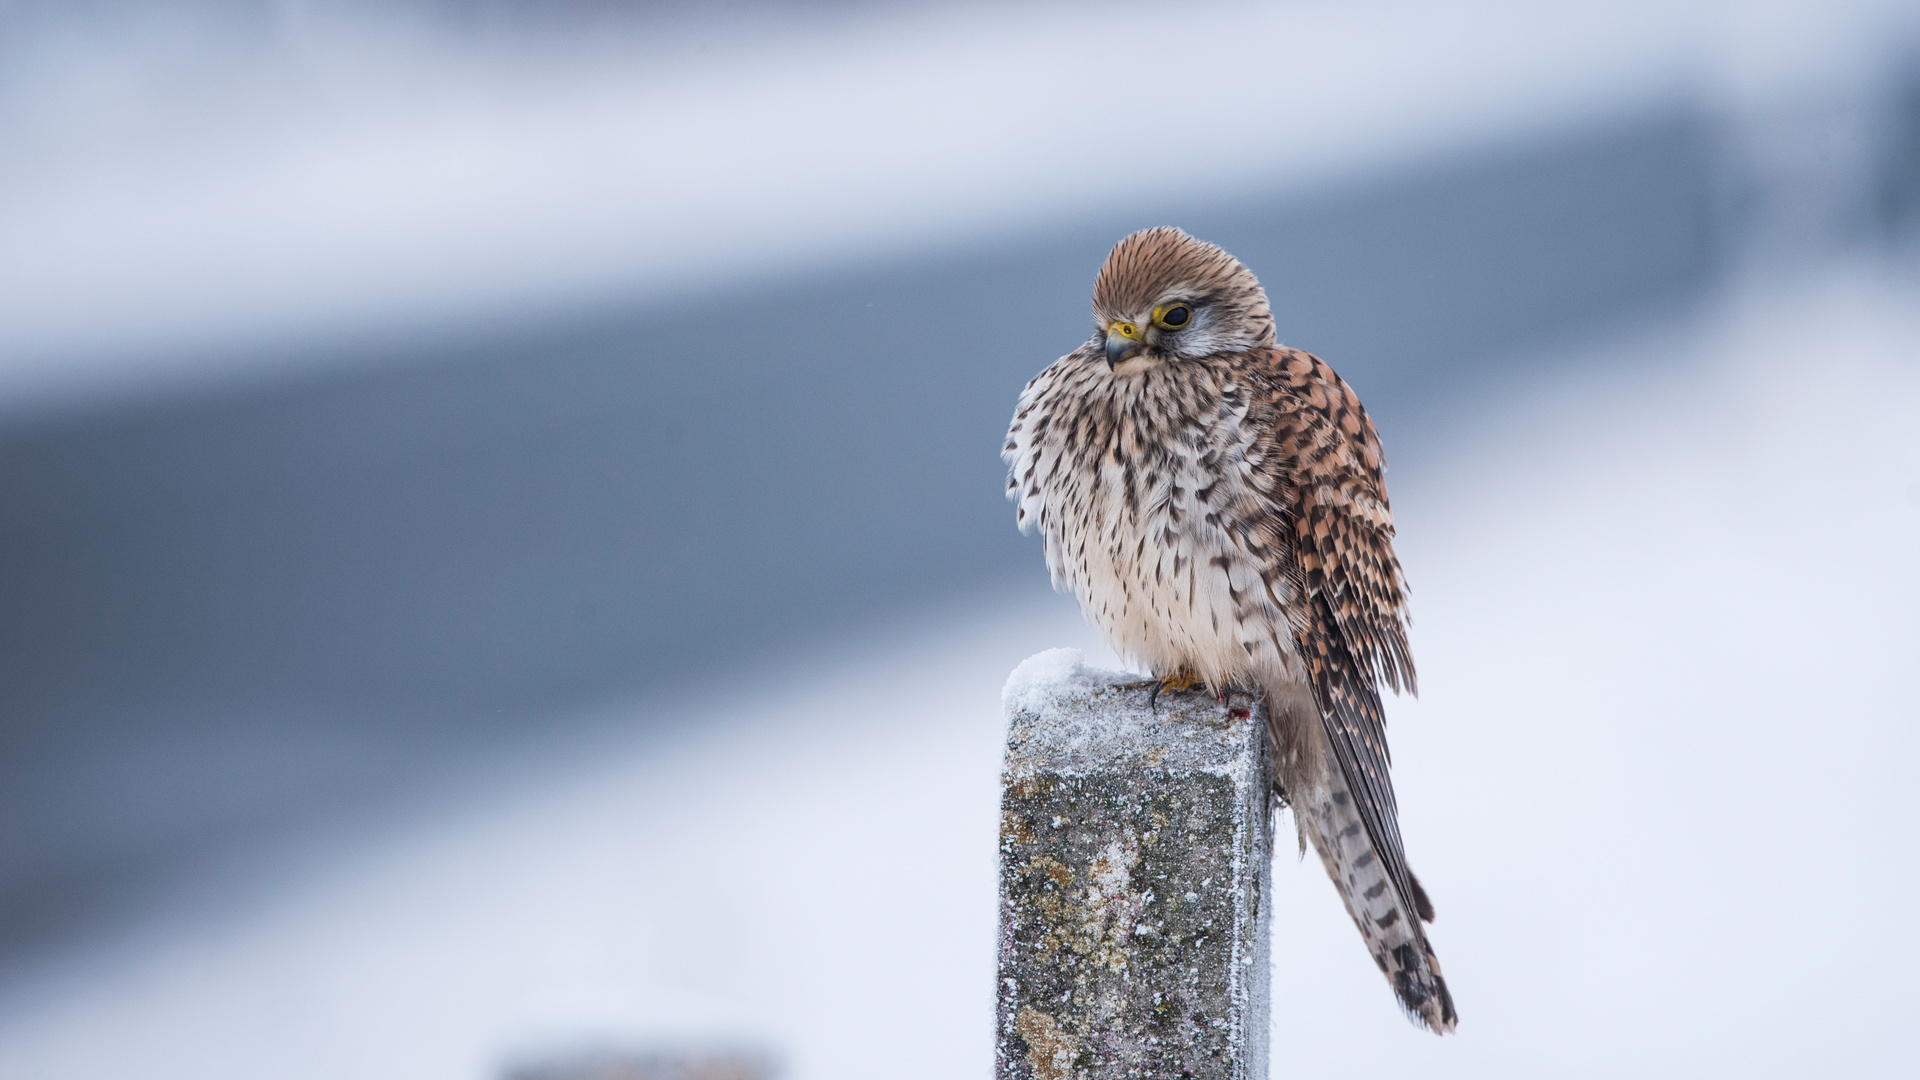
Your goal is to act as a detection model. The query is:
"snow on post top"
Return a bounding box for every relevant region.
[1000,648,1263,781]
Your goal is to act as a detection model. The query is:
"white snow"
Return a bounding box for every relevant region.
[1001,648,1260,780]
[1001,647,1117,717]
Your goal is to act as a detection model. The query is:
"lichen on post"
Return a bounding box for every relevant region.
[997,649,1273,1080]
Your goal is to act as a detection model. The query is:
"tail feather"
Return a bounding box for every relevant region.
[1408,870,1436,923]
[1282,589,1456,1032]
[1298,776,1457,1033]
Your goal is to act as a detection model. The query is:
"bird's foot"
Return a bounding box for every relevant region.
[1139,670,1203,712]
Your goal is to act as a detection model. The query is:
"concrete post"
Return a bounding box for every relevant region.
[997,649,1273,1080]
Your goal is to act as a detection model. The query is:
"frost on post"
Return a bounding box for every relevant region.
[998,649,1273,1080]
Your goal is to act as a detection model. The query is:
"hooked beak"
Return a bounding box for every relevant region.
[1105,322,1144,369]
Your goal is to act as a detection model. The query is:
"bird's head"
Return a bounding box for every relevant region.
[1091,226,1275,371]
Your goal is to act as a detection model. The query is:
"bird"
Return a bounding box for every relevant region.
[1002,226,1456,1033]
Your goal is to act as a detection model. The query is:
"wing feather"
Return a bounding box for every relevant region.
[1257,347,1423,919]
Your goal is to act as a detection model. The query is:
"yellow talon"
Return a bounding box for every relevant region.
[1155,670,1203,694]
[1126,669,1203,711]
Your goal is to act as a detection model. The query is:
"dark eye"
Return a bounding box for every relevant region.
[1153,304,1192,330]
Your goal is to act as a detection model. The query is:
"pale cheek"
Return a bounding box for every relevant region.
[1169,327,1234,358]
[1162,310,1238,356]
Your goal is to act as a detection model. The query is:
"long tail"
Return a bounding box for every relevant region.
[1294,772,1457,1032]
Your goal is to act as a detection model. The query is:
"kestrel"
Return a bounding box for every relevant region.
[1003,227,1456,1032]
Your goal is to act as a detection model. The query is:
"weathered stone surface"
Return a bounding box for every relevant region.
[998,649,1272,1080]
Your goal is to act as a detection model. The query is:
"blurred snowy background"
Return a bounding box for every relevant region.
[1,1,1917,1077]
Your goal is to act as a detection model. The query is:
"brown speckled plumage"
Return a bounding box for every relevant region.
[1004,227,1455,1033]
